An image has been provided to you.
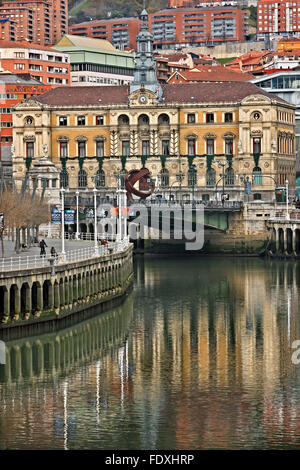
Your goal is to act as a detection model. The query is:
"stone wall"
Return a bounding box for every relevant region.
[0,245,133,339]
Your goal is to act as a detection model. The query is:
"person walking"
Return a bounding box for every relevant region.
[39,239,47,257]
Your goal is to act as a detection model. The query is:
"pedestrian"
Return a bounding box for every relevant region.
[39,239,47,257]
[50,246,58,258]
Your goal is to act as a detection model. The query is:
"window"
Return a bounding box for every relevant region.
[206,168,216,187]
[26,142,34,158]
[96,115,104,125]
[78,169,87,188]
[188,139,196,156]
[59,116,67,126]
[96,140,104,157]
[162,140,170,155]
[206,113,214,123]
[95,169,105,188]
[122,140,130,156]
[224,112,233,122]
[188,166,197,186]
[253,167,262,185]
[60,141,68,158]
[187,113,195,123]
[60,170,68,188]
[225,167,234,186]
[142,140,150,155]
[206,139,214,155]
[225,138,233,155]
[160,168,169,187]
[253,193,262,200]
[253,137,261,154]
[78,141,86,157]
[77,115,85,126]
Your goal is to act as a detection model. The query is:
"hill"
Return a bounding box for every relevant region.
[69,0,170,24]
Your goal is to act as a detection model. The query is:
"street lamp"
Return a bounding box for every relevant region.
[286,179,290,220]
[60,187,66,259]
[114,170,127,242]
[75,190,80,240]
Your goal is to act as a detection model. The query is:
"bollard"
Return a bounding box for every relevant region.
[49,257,56,276]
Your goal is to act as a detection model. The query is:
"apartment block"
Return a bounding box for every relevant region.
[70,6,246,51]
[257,0,300,38]
[0,40,70,86]
[0,0,68,46]
[69,17,141,51]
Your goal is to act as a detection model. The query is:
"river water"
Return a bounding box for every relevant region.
[0,256,300,450]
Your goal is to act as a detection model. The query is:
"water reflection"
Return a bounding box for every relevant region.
[0,257,300,449]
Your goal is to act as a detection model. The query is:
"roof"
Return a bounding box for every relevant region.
[0,39,65,53]
[168,65,254,82]
[34,82,286,107]
[70,16,139,27]
[0,73,45,85]
[55,34,116,52]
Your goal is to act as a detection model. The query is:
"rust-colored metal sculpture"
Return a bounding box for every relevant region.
[125,168,154,200]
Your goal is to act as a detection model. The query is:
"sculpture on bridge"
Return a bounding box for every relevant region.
[125,168,154,201]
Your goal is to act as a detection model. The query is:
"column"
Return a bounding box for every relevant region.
[59,280,65,308]
[48,282,54,310]
[73,276,78,303]
[275,228,279,253]
[292,229,297,254]
[25,285,32,317]
[36,284,43,313]
[54,282,60,311]
[14,286,21,318]
[283,228,287,253]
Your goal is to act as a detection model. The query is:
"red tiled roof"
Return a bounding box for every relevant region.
[34,82,285,106]
[168,65,254,82]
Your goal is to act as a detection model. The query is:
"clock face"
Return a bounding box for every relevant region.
[139,96,147,104]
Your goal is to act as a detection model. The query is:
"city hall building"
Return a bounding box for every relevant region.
[12,10,296,204]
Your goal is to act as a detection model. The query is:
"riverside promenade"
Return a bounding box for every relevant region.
[0,237,134,340]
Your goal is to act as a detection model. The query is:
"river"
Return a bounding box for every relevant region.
[0,256,300,450]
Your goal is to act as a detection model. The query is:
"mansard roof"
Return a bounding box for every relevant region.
[34,82,288,107]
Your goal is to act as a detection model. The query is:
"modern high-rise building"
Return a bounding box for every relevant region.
[257,0,300,39]
[0,0,68,46]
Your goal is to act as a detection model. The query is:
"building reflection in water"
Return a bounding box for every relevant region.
[0,258,300,449]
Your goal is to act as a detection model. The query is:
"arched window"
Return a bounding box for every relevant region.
[138,114,149,126]
[95,169,105,188]
[118,114,129,126]
[252,166,262,185]
[60,169,69,188]
[158,113,170,126]
[206,168,216,187]
[78,169,87,188]
[225,167,234,186]
[160,168,169,188]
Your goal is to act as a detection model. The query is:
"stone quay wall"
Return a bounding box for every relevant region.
[0,244,133,340]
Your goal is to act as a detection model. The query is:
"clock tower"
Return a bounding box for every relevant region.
[129,8,162,99]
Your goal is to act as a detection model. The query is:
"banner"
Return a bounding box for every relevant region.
[51,207,61,225]
[244,181,251,195]
[65,209,75,224]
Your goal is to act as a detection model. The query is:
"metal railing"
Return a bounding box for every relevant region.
[0,239,130,273]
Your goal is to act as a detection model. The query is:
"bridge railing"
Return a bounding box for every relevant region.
[0,239,130,273]
[128,200,243,209]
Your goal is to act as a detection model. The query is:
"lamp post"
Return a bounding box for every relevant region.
[60,187,66,258]
[115,170,127,241]
[93,185,99,255]
[286,179,290,220]
[75,190,80,240]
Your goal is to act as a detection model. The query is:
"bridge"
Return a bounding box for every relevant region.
[266,213,300,256]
